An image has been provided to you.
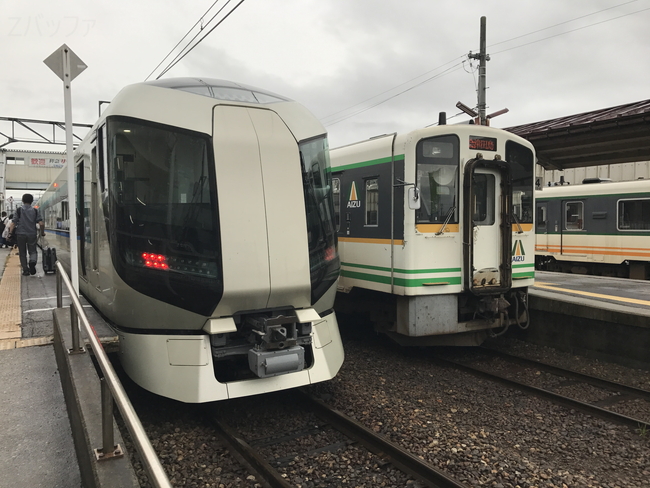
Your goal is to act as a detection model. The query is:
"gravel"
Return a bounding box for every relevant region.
[116,330,650,488]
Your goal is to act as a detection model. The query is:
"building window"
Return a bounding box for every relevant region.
[6,157,25,165]
[365,178,378,226]
[618,198,650,230]
[565,201,583,230]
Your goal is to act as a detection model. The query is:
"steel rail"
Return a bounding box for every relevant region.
[55,261,172,488]
[299,390,469,488]
[434,355,650,431]
[209,414,293,488]
[480,347,650,400]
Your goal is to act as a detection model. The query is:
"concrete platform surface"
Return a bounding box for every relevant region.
[0,246,83,488]
[0,345,82,488]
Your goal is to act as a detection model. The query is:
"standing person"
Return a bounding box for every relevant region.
[8,194,45,276]
[0,211,7,248]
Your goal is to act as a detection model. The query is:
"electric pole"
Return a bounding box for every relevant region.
[468,16,490,126]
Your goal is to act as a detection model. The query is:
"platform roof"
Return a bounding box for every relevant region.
[505,99,650,170]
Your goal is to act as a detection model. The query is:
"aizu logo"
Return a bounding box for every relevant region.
[512,240,526,262]
[346,181,361,208]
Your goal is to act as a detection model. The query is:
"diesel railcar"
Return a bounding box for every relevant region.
[330,120,536,346]
[39,78,344,402]
[535,178,650,279]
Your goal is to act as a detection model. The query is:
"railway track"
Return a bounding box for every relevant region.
[434,347,650,432]
[208,390,469,488]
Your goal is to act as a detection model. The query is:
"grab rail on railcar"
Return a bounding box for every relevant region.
[55,261,172,488]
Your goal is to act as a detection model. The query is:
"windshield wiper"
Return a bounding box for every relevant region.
[435,206,456,235]
[512,212,524,234]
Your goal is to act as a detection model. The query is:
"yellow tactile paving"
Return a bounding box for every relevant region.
[0,335,53,350]
[0,252,22,341]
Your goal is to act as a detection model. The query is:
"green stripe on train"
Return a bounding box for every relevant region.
[341,261,461,275]
[333,154,405,172]
[341,270,461,287]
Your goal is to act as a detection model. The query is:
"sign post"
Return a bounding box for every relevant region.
[44,44,87,295]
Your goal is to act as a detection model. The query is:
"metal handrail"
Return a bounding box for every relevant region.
[55,261,172,488]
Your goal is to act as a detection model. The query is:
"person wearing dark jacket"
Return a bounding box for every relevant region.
[8,194,45,276]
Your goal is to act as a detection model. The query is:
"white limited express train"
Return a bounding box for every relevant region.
[39,78,344,402]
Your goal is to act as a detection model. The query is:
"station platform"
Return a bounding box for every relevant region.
[0,245,124,488]
[522,270,650,369]
[532,270,650,314]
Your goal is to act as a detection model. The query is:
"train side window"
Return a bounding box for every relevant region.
[365,178,378,226]
[565,201,583,230]
[536,205,547,230]
[618,198,650,230]
[97,125,108,192]
[332,178,341,231]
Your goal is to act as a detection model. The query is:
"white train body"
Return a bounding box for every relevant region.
[330,123,536,345]
[535,178,650,279]
[39,78,344,402]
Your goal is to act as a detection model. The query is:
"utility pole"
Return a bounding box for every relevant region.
[468,16,490,126]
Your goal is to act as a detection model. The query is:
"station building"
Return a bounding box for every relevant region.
[0,148,65,213]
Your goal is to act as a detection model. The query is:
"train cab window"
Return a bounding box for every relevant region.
[365,178,378,226]
[565,201,584,230]
[332,178,341,231]
[506,141,534,223]
[415,135,459,224]
[106,116,223,316]
[618,199,650,230]
[299,136,339,304]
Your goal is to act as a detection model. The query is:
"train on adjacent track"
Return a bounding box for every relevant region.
[330,117,536,346]
[535,178,650,280]
[39,78,344,403]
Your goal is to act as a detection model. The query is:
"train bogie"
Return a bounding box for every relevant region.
[331,122,536,345]
[39,78,344,402]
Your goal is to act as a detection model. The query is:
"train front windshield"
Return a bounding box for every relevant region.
[299,136,340,304]
[506,141,534,223]
[106,117,223,316]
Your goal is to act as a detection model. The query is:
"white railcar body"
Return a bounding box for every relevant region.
[331,123,536,345]
[535,179,650,279]
[39,78,344,402]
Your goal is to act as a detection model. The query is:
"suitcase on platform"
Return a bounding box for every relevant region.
[39,236,57,274]
[42,247,57,274]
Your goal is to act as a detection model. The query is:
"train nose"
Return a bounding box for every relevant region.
[211,105,312,315]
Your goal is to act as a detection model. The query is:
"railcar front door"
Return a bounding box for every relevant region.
[463,158,512,294]
[470,169,501,287]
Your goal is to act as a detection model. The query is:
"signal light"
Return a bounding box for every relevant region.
[141,252,168,270]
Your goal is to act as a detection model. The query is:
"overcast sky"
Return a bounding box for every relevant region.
[2,0,649,152]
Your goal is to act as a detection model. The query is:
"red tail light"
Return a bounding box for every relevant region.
[324,246,336,262]
[142,252,169,270]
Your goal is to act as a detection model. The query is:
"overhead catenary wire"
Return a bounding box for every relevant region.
[323,1,649,127]
[152,0,247,81]
[322,60,465,127]
[144,0,221,81]
[491,5,650,55]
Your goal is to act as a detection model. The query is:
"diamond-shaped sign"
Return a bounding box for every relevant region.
[44,44,87,82]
